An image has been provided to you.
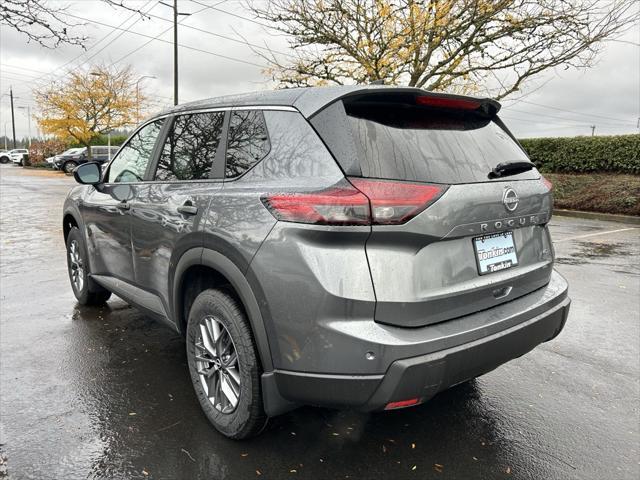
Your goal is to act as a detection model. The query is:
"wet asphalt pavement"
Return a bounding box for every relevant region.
[0,164,638,480]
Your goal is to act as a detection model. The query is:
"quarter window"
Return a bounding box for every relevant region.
[107,119,164,183]
[155,112,224,181]
[225,110,270,178]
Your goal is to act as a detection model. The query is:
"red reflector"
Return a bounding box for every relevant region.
[261,180,370,225]
[349,178,447,225]
[416,96,481,110]
[385,398,421,410]
[542,176,553,191]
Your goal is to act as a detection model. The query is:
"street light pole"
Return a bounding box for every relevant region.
[135,75,157,123]
[17,106,32,147]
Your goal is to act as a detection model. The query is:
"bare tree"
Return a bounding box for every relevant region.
[1,0,145,48]
[250,0,639,99]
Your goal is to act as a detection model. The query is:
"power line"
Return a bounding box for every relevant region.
[505,99,634,123]
[189,0,273,29]
[59,10,266,68]
[110,1,224,65]
[502,106,636,127]
[142,9,293,58]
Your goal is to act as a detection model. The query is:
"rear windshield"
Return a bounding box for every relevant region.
[344,101,538,184]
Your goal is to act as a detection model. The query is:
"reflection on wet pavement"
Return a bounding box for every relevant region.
[1,167,638,479]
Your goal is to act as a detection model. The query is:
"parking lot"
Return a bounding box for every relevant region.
[0,164,638,480]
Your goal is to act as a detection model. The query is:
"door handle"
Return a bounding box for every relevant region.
[177,201,198,216]
[117,201,130,210]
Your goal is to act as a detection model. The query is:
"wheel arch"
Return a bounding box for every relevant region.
[173,247,274,372]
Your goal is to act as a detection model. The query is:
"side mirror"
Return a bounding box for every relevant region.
[74,162,102,185]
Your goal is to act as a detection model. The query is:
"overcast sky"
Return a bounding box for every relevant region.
[1,0,639,141]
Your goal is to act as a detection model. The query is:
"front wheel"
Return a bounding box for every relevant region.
[63,160,78,174]
[66,227,111,305]
[186,288,267,439]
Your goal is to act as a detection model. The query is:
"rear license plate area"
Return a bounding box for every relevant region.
[473,231,518,275]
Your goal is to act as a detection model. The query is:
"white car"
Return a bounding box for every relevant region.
[9,149,29,165]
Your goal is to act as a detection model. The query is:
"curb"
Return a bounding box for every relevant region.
[553,209,640,226]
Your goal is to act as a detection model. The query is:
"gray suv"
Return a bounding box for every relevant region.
[63,86,570,439]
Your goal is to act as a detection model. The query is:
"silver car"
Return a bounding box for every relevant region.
[63,86,570,439]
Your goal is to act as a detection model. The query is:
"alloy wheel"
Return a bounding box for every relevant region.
[68,240,84,292]
[195,316,241,414]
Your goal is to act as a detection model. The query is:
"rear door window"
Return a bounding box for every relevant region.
[343,98,538,184]
[225,110,270,178]
[155,112,224,181]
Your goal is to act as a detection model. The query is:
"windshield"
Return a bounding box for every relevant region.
[344,101,539,184]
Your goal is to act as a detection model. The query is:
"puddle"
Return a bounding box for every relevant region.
[555,241,632,266]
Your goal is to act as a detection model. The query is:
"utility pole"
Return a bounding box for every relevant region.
[173,0,178,106]
[160,1,190,106]
[9,87,16,148]
[590,125,596,137]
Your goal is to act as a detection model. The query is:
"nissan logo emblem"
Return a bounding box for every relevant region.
[503,188,519,212]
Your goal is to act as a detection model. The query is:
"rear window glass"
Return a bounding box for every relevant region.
[225,110,270,178]
[344,101,538,184]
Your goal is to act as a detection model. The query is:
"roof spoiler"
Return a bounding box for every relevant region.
[337,88,501,118]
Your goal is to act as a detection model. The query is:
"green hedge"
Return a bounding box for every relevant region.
[518,134,640,174]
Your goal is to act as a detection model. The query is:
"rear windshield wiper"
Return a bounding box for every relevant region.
[488,161,534,179]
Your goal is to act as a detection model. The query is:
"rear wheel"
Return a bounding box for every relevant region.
[186,288,267,439]
[63,160,78,174]
[66,227,111,305]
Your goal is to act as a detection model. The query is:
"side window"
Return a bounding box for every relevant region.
[225,110,270,178]
[155,112,224,181]
[107,119,164,183]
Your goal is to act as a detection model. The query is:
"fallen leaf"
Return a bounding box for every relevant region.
[241,453,249,457]
[290,469,297,473]
[291,432,296,436]
[506,467,511,474]
[332,432,340,436]
[129,412,137,416]
[411,465,417,471]
[142,469,149,476]
[256,470,262,476]
[382,445,387,453]
[411,443,416,449]
[434,463,444,473]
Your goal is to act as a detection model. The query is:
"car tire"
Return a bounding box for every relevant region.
[0,156,9,164]
[186,288,267,439]
[66,227,111,305]
[63,161,79,174]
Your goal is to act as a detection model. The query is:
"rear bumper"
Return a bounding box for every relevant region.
[262,270,569,415]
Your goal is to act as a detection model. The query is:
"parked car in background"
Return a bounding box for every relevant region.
[50,148,85,169]
[0,150,9,163]
[55,146,120,173]
[9,149,29,165]
[63,86,570,439]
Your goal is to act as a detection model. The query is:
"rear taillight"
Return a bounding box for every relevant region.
[349,178,447,225]
[261,179,447,226]
[261,180,370,225]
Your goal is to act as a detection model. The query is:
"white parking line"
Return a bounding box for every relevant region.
[554,227,639,243]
